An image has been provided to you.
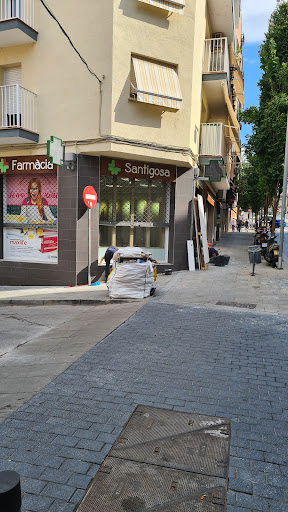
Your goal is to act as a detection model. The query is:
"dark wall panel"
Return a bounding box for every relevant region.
[76,155,100,285]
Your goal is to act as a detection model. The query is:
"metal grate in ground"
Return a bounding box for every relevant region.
[77,406,231,512]
[216,301,256,309]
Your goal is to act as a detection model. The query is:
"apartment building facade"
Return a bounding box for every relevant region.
[0,0,243,285]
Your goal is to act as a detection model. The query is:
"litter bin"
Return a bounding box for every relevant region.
[248,246,261,275]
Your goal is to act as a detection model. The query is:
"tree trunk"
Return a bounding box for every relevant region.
[264,195,269,228]
[270,181,280,236]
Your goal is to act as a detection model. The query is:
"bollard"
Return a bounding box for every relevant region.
[0,470,21,512]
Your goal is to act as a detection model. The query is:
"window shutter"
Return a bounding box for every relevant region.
[4,66,22,119]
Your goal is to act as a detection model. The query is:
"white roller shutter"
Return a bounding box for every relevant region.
[4,66,21,123]
[4,66,21,86]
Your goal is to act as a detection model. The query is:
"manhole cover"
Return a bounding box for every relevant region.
[109,406,231,478]
[216,301,256,309]
[77,406,231,512]
[78,458,226,512]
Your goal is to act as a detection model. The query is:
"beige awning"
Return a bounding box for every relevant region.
[226,124,241,160]
[137,0,185,14]
[222,83,239,130]
[131,56,182,110]
[229,45,244,108]
[222,83,241,159]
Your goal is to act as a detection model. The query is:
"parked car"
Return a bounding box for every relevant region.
[275,219,286,228]
[260,217,286,229]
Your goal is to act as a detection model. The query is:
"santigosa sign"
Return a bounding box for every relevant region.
[100,157,176,182]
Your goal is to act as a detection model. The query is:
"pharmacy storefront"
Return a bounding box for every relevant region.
[99,157,176,263]
[1,156,58,264]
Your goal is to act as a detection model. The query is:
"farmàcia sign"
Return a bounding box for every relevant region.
[100,156,176,182]
[0,156,57,174]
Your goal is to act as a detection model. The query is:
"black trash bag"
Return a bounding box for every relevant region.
[213,255,229,266]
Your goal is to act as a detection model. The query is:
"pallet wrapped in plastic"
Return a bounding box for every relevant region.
[107,253,157,299]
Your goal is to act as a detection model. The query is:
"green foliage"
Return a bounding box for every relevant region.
[240,1,288,215]
[238,162,264,213]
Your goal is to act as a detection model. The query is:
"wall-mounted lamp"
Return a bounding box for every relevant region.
[63,152,77,171]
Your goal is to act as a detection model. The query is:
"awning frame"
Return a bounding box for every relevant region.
[130,56,183,110]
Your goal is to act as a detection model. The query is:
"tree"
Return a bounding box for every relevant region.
[240,1,288,234]
[238,161,265,221]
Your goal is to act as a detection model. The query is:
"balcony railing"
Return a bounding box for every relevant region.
[200,123,224,158]
[0,84,37,133]
[0,0,35,29]
[203,37,229,75]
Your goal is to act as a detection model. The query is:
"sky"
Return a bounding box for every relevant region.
[241,0,279,144]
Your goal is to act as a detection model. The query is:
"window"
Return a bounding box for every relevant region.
[130,56,182,109]
[99,176,171,263]
[3,165,58,263]
[4,66,22,127]
[137,0,185,14]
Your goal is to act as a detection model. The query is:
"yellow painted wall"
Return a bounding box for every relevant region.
[0,0,238,170]
[111,0,205,158]
[0,0,113,144]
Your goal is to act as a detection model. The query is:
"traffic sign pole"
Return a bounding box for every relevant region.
[82,186,98,286]
[88,209,91,286]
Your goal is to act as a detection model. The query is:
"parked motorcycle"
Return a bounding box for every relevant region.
[254,228,268,247]
[263,235,279,268]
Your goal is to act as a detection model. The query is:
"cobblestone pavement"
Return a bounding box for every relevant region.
[0,301,287,511]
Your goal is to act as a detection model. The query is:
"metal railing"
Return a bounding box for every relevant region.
[0,0,35,29]
[0,84,37,133]
[203,37,229,75]
[200,123,224,157]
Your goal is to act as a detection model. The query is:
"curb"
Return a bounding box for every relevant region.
[0,298,144,306]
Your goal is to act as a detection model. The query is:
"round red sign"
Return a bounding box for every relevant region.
[83,186,97,209]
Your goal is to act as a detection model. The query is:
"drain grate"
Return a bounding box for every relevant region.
[216,301,256,309]
[77,406,231,511]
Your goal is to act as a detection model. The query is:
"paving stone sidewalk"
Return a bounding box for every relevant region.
[0,301,287,511]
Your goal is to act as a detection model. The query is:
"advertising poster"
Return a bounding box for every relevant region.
[1,156,58,264]
[3,227,58,263]
[4,173,58,226]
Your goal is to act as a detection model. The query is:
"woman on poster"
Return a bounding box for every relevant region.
[20,177,57,224]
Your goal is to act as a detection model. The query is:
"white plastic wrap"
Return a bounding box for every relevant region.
[107,260,156,299]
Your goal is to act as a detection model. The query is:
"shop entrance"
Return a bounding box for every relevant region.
[99,176,171,263]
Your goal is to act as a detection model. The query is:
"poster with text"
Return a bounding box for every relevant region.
[4,227,58,263]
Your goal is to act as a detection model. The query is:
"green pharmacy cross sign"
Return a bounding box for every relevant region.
[108,159,121,175]
[47,136,64,166]
[0,158,9,174]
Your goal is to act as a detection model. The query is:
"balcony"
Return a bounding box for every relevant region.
[0,0,38,47]
[0,84,38,144]
[200,123,225,159]
[202,38,231,113]
[203,38,229,75]
[199,123,229,191]
[207,0,236,47]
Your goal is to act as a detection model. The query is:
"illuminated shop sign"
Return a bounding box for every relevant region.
[0,156,57,174]
[101,157,176,182]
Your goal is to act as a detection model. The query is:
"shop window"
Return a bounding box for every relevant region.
[99,175,170,263]
[3,169,58,263]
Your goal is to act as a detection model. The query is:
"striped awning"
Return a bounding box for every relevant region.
[138,0,185,14]
[131,56,182,110]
